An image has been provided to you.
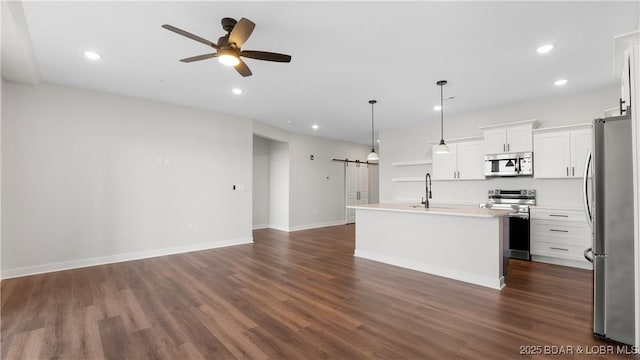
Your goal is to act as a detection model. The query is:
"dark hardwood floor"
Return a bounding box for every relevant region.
[1,225,632,359]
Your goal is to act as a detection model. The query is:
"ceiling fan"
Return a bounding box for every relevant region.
[162,17,292,77]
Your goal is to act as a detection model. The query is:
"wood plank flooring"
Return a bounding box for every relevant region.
[1,225,633,359]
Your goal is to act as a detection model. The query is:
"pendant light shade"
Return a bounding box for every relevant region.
[435,139,450,155]
[367,99,379,161]
[435,80,450,154]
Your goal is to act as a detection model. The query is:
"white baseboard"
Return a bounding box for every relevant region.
[0,237,253,280]
[268,224,290,232]
[252,224,269,230]
[288,220,346,232]
[253,221,346,233]
[355,249,504,290]
[531,255,593,270]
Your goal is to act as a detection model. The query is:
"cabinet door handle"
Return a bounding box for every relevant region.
[566,167,569,176]
[620,98,627,114]
[572,167,575,176]
[503,144,506,152]
[549,229,569,233]
[550,247,569,251]
[507,143,510,152]
[549,214,569,217]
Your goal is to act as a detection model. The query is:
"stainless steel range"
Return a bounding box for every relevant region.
[479,189,536,260]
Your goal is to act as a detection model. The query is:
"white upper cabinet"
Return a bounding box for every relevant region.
[456,141,485,179]
[432,140,485,180]
[533,132,571,178]
[506,124,534,153]
[570,129,592,177]
[613,31,638,116]
[479,120,538,155]
[483,129,508,154]
[621,48,631,114]
[533,127,592,179]
[432,143,458,180]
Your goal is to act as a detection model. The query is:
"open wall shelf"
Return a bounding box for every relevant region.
[391,160,432,167]
[391,177,425,182]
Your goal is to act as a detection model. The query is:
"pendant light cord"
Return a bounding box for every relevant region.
[371,102,375,151]
[440,83,444,141]
[369,100,377,151]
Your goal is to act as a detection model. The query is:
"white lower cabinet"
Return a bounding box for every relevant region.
[530,208,592,269]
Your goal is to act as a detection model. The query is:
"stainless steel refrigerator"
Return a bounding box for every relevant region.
[583,107,635,345]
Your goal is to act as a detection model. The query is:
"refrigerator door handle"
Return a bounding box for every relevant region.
[584,247,593,263]
[582,150,592,227]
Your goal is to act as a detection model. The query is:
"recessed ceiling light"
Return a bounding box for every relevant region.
[536,44,554,54]
[554,79,568,86]
[232,88,243,95]
[433,105,442,111]
[377,139,381,143]
[312,124,319,130]
[84,51,102,60]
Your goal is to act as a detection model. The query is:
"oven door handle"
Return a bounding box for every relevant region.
[508,213,530,219]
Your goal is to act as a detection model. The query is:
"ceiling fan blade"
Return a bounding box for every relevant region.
[162,24,219,49]
[180,53,218,63]
[228,18,255,48]
[241,50,291,63]
[234,59,252,77]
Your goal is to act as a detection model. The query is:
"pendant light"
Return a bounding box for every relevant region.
[367,99,379,161]
[435,80,450,154]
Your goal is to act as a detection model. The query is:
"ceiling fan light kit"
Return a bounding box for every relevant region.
[162,17,291,77]
[217,49,240,66]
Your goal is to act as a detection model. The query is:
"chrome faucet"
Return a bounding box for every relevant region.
[421,172,432,208]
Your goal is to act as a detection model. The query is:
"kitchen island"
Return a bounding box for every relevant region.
[349,204,513,290]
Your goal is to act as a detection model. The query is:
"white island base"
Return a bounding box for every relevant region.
[351,204,512,290]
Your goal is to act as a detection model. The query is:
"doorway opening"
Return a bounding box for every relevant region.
[252,135,290,231]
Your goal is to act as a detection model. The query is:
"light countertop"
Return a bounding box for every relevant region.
[348,203,513,218]
[530,205,584,211]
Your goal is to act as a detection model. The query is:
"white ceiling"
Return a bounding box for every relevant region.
[8,1,640,145]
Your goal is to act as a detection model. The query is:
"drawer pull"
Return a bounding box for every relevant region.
[550,247,569,251]
[549,229,569,233]
[549,214,569,217]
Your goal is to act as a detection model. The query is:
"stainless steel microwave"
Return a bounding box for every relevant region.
[484,152,533,177]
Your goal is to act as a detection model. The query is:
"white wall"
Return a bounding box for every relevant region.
[1,82,253,278]
[380,87,620,208]
[268,140,290,231]
[288,133,371,230]
[252,135,270,229]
